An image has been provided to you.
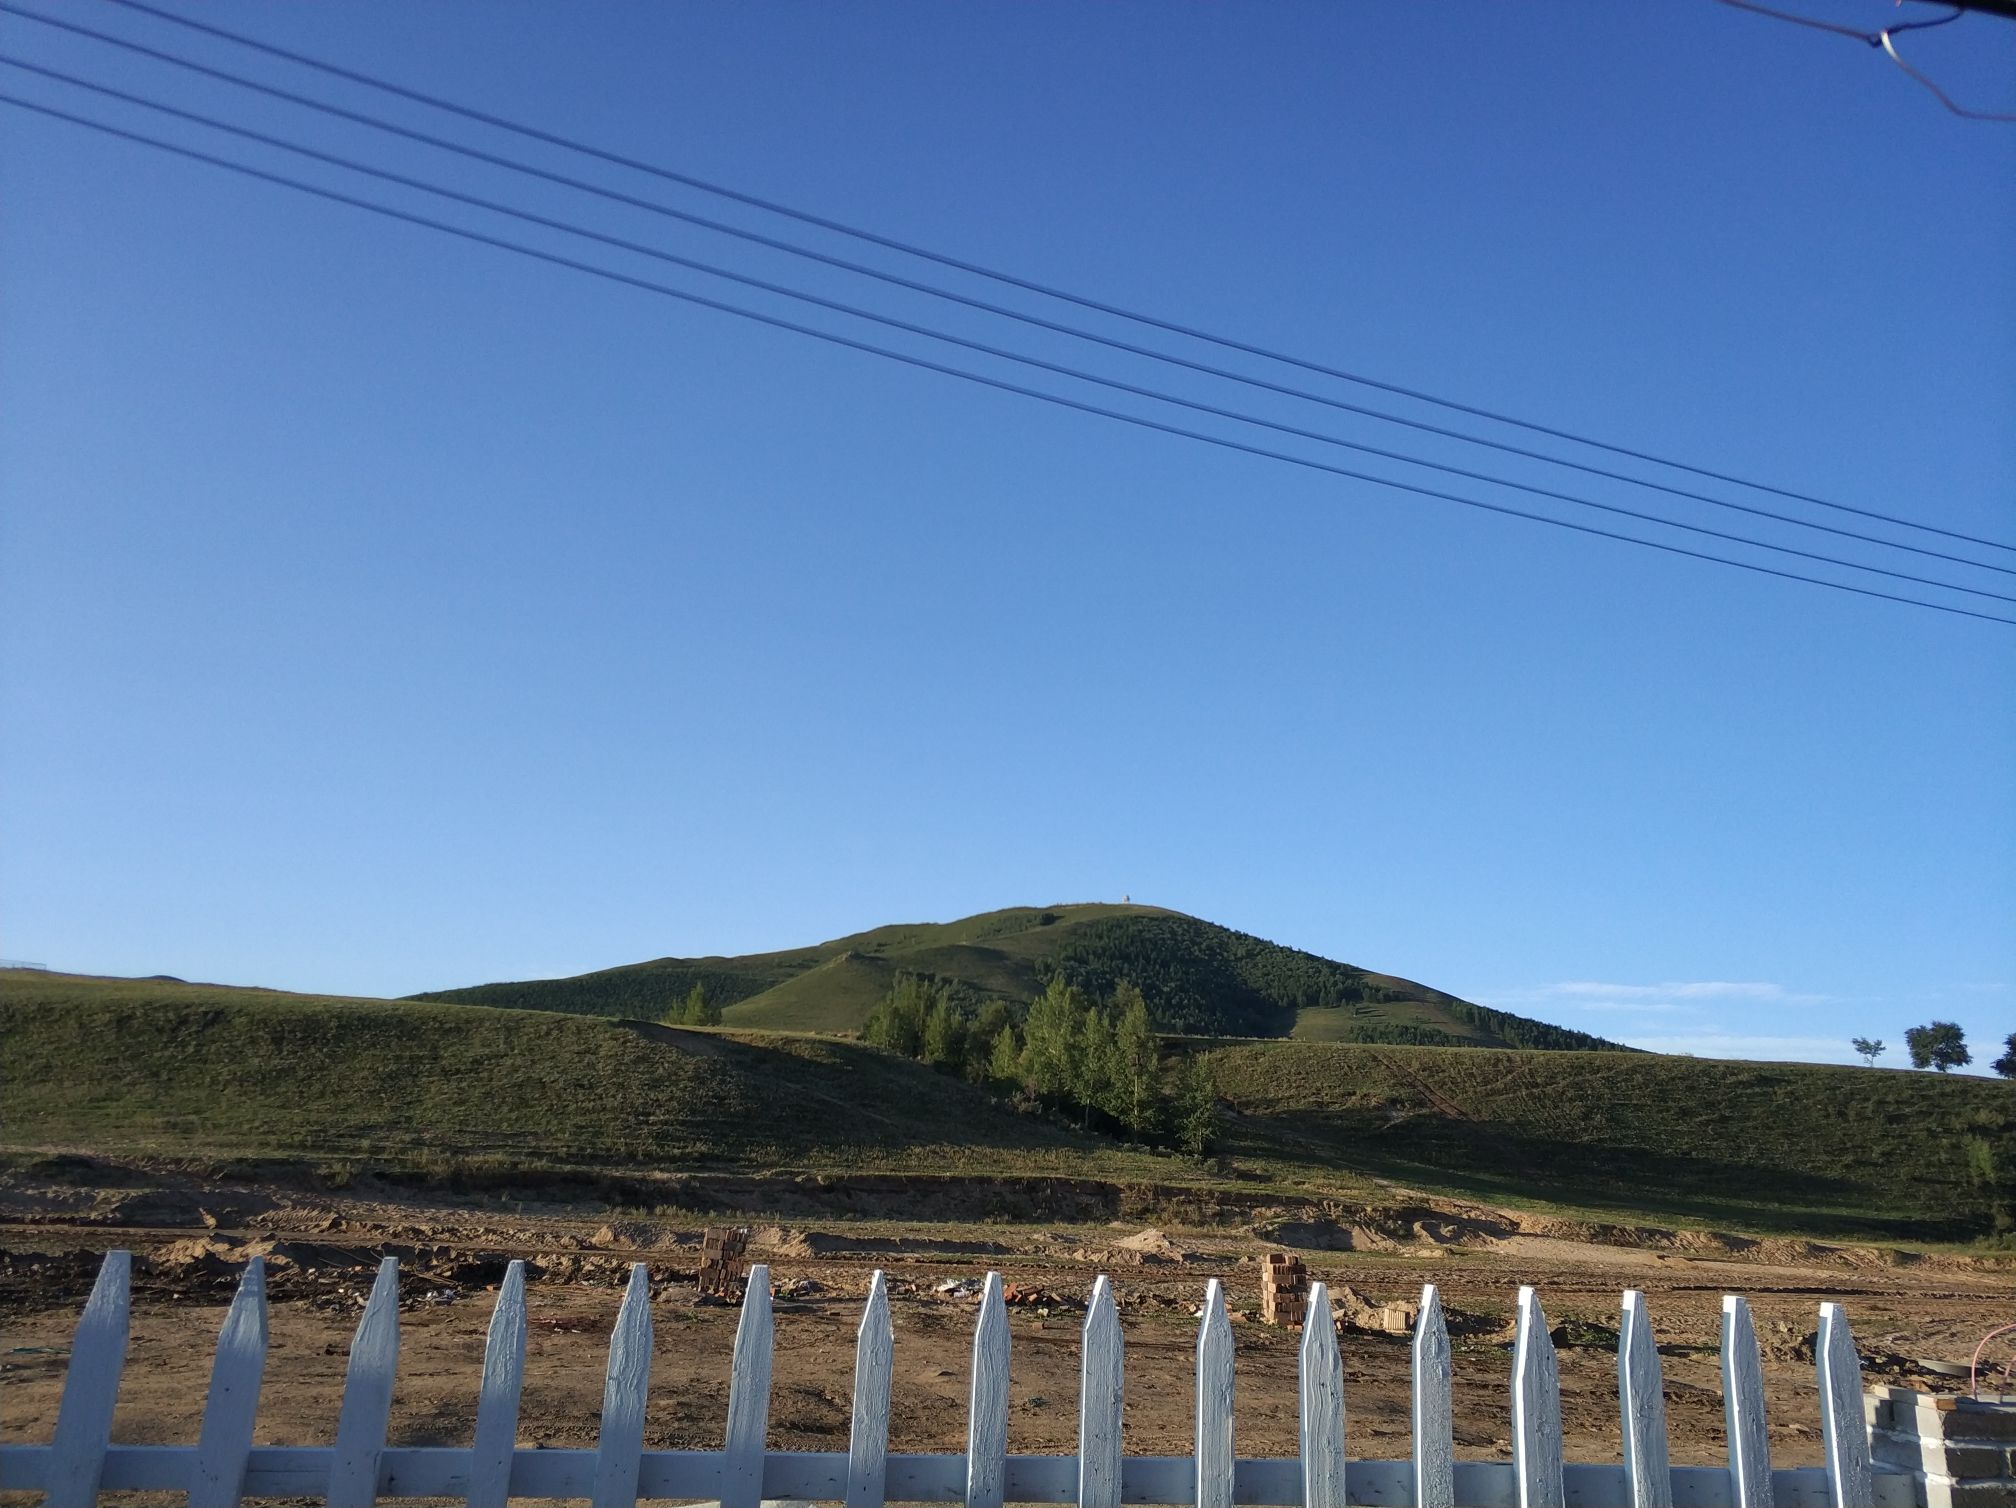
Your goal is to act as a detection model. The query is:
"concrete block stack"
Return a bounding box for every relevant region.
[1866,1388,2016,1508]
[1260,1251,1308,1328]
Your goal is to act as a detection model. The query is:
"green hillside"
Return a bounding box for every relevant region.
[412,904,1625,1050]
[1207,1040,2016,1240]
[0,971,1160,1181]
[2,971,2008,1240]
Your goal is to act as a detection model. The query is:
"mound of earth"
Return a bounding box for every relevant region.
[748,1226,1010,1259]
[589,1221,698,1251]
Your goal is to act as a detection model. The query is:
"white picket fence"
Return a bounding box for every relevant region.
[0,1251,1907,1508]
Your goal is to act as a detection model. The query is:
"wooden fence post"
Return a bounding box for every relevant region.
[467,1260,527,1508]
[1513,1286,1565,1508]
[846,1270,893,1508]
[327,1257,401,1508]
[1196,1278,1235,1508]
[190,1256,268,1508]
[43,1249,131,1508]
[589,1263,652,1508]
[1414,1283,1455,1508]
[1722,1296,1774,1508]
[966,1273,1009,1508]
[1299,1281,1346,1508]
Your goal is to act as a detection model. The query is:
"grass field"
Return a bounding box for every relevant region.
[6,969,2004,1242]
[1207,1040,2015,1240]
[0,971,1167,1183]
[410,903,1624,1050]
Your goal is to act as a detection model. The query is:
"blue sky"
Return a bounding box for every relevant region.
[3,2,2011,1071]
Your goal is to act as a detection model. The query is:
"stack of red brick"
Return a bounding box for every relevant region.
[1260,1251,1308,1328]
[696,1226,750,1302]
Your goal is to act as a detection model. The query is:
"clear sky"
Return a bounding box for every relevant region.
[3,2,2012,1070]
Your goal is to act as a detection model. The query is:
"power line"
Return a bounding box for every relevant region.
[7,90,2011,629]
[77,0,2016,558]
[12,53,2014,611]
[18,7,2008,581]
[1714,0,2016,121]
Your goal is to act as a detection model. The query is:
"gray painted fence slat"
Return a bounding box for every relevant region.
[1720,1297,1773,1508]
[1195,1279,1235,1508]
[1513,1286,1565,1508]
[590,1263,653,1508]
[1619,1291,1672,1508]
[723,1262,776,1508]
[1080,1276,1124,1508]
[846,1270,894,1508]
[1299,1281,1347,1508]
[966,1273,1010,1508]
[328,1256,402,1508]
[1413,1284,1454,1508]
[1815,1304,1872,1508]
[43,1248,132,1508]
[190,1257,269,1508]
[467,1260,527,1508]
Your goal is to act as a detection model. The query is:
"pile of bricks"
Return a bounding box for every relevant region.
[1867,1387,2016,1508]
[1260,1251,1308,1328]
[696,1226,751,1302]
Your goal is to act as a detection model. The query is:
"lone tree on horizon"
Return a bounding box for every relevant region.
[1851,1036,1886,1067]
[1904,1021,1970,1073]
[1993,1032,2016,1080]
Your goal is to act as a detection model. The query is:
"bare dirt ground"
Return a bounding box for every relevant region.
[3,1162,2012,1504]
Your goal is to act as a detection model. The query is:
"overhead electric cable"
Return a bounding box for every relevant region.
[69,0,2016,558]
[11,54,2013,611]
[1714,0,2016,121]
[17,7,2009,581]
[6,91,2010,630]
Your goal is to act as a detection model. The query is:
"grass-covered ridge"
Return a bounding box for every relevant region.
[0,971,1162,1180]
[1207,1040,2016,1240]
[4,970,2007,1241]
[410,903,1626,1050]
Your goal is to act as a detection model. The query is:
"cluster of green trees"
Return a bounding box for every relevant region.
[661,984,722,1027]
[1854,1023,2015,1077]
[863,973,1223,1155]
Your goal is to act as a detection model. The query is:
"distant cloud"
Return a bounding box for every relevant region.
[1621,1032,1864,1065]
[1548,980,1820,1003]
[1480,978,1830,1023]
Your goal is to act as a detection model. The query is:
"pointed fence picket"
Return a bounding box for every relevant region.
[1620,1290,1673,1508]
[966,1271,1010,1508]
[1299,1282,1347,1508]
[1195,1278,1235,1508]
[0,1249,1920,1508]
[1722,1296,1775,1508]
[190,1256,268,1508]
[1816,1304,1874,1508]
[590,1262,653,1508]
[41,1247,129,1508]
[327,1257,401,1508]
[847,1270,894,1508]
[1411,1283,1453,1508]
[1512,1286,1565,1508]
[467,1259,527,1508]
[1078,1276,1123,1508]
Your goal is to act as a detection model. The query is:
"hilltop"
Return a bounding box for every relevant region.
[410,903,1624,1050]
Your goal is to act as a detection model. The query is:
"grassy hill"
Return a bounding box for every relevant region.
[411,904,1625,1050]
[0,971,1162,1183]
[4,969,2007,1241]
[1207,1040,2016,1240]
